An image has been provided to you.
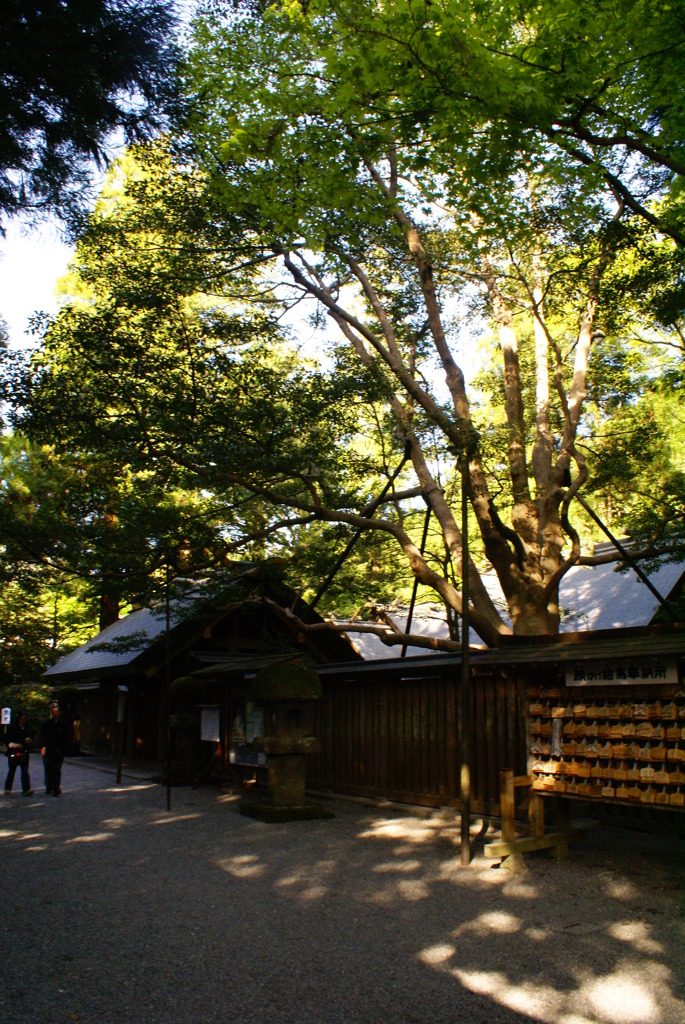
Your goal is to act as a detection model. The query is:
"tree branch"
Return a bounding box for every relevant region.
[263,598,461,652]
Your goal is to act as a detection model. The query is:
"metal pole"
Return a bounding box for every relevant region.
[165,564,172,812]
[460,449,472,866]
[401,505,432,657]
[116,685,127,785]
[575,494,674,617]
[116,723,123,785]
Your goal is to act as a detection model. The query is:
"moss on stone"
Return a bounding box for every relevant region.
[252,660,321,701]
[239,801,335,822]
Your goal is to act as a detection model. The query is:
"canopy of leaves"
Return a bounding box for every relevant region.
[0,434,101,684]
[6,1,685,651]
[0,0,179,227]
[176,0,685,638]
[4,146,406,615]
[285,0,685,243]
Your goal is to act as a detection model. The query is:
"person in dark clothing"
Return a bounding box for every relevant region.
[40,701,69,796]
[4,710,33,796]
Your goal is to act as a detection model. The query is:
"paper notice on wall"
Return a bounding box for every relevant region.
[201,706,221,742]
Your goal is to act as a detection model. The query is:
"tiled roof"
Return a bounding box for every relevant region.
[44,556,685,675]
[559,559,683,630]
[342,558,685,658]
[318,624,685,675]
[43,602,184,677]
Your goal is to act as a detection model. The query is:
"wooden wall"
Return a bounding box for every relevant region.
[309,664,528,814]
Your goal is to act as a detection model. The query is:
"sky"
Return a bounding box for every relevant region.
[0,215,479,398]
[0,220,74,350]
[0,0,199,351]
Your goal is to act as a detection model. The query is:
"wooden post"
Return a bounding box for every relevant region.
[529,789,545,840]
[497,769,523,871]
[460,450,472,866]
[553,796,570,859]
[500,770,516,843]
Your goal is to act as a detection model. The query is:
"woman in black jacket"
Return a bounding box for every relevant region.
[4,710,33,796]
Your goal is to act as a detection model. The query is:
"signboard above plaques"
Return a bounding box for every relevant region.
[565,656,678,688]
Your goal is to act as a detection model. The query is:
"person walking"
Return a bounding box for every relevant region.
[40,701,69,797]
[4,710,33,796]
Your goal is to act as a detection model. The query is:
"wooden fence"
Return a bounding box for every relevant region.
[309,663,528,815]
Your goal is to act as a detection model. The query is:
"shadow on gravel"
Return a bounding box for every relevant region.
[0,766,683,1024]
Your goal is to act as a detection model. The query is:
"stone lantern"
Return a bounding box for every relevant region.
[241,659,332,821]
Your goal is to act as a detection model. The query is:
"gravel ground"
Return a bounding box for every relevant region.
[0,759,683,1024]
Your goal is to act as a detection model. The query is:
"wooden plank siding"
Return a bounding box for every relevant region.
[308,665,527,814]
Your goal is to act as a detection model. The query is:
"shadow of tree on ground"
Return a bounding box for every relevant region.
[0,767,683,1024]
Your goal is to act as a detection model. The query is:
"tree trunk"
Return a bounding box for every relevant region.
[99,592,119,631]
[509,580,559,636]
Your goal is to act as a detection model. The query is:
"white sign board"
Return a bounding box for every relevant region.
[1,708,10,725]
[565,656,678,687]
[201,706,221,743]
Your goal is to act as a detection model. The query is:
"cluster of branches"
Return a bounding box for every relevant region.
[0,0,180,228]
[3,0,685,667]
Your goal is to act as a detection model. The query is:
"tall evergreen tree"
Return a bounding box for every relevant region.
[0,0,179,227]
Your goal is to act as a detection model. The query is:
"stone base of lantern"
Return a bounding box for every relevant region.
[239,800,335,822]
[239,735,333,822]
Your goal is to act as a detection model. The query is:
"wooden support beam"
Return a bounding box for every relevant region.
[512,774,533,788]
[485,828,587,859]
[488,770,597,869]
